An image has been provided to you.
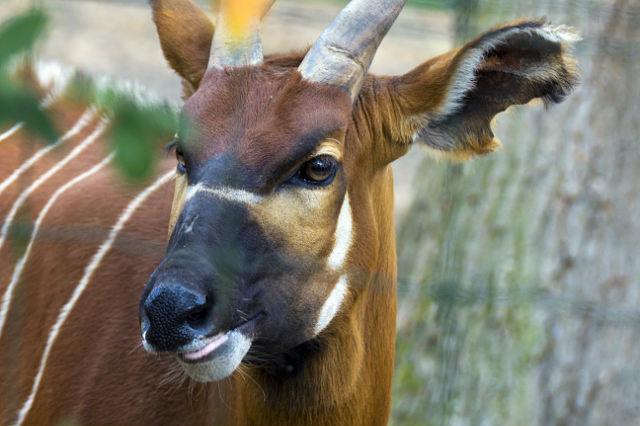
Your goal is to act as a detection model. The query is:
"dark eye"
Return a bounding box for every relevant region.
[166,136,187,175]
[295,155,338,186]
[176,147,187,175]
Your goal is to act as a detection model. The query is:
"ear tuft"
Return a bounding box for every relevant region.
[388,19,580,162]
[537,23,582,44]
[439,19,580,118]
[417,123,502,162]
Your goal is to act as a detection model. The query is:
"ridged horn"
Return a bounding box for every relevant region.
[298,0,406,102]
[209,0,275,68]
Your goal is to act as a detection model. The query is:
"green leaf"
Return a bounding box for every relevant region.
[0,8,48,68]
[109,98,178,183]
[0,8,57,143]
[0,74,58,143]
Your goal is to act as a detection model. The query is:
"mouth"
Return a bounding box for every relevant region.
[179,332,231,363]
[175,313,263,382]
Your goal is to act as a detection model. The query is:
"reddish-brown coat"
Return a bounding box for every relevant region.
[1,3,578,424]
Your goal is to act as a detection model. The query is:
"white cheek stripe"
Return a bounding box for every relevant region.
[185,182,262,205]
[327,194,353,271]
[13,170,175,426]
[314,194,353,334]
[0,108,98,197]
[0,117,108,251]
[314,275,349,335]
[0,154,114,339]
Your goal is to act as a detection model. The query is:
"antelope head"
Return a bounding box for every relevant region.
[140,0,578,382]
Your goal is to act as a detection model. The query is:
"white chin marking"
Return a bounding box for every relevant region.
[314,275,349,335]
[178,331,251,382]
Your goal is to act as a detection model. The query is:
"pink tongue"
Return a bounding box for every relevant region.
[183,334,229,361]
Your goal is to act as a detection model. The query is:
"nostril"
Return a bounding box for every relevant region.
[141,284,213,351]
[184,296,212,329]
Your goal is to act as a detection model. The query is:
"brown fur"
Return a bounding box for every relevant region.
[152,0,215,90]
[0,3,578,425]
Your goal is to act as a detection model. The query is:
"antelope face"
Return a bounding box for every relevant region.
[140,0,578,382]
[140,67,357,381]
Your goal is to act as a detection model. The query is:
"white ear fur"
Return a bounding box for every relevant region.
[437,23,580,120]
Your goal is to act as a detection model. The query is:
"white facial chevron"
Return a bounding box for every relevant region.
[185,182,262,205]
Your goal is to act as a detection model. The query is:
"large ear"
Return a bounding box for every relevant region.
[381,19,580,161]
[150,0,215,91]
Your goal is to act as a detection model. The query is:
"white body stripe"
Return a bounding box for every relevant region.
[0,108,98,197]
[185,182,262,205]
[327,194,353,270]
[314,275,349,335]
[0,124,23,144]
[13,170,174,426]
[0,118,108,251]
[0,154,114,338]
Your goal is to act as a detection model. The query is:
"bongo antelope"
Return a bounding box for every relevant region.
[0,0,578,424]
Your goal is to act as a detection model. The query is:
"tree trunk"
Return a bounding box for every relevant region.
[392,1,640,424]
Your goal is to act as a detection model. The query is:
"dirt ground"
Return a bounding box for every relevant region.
[1,0,454,214]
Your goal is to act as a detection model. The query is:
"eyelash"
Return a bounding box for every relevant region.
[165,138,187,175]
[286,155,339,188]
[164,139,178,156]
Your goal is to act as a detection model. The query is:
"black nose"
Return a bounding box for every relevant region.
[141,284,213,352]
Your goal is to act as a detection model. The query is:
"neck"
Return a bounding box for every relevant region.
[236,284,396,425]
[230,167,398,426]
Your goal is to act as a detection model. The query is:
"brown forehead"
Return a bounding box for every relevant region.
[182,66,352,171]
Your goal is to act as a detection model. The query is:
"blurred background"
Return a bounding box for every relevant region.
[1,0,639,424]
